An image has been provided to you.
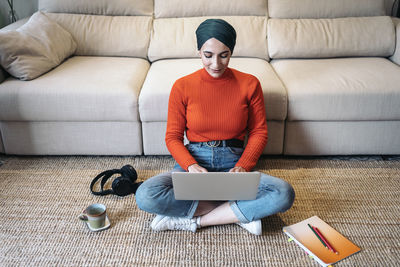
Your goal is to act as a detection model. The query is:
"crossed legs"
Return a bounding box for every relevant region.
[136,171,295,234]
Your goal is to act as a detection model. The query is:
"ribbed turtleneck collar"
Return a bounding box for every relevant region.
[200,67,233,82]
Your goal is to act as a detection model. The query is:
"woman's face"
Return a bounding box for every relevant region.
[199,38,231,78]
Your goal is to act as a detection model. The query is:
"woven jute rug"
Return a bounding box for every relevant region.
[0,155,399,266]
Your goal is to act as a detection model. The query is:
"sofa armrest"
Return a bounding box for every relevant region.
[390,17,400,65]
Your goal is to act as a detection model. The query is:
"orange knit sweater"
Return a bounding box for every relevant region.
[165,67,268,171]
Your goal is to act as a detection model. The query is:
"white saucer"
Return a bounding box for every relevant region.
[84,215,111,232]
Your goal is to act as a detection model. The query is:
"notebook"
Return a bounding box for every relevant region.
[283,216,361,267]
[171,172,261,200]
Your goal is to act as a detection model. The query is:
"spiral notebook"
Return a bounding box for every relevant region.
[283,216,361,267]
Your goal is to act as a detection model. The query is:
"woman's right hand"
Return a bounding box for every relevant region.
[188,164,208,173]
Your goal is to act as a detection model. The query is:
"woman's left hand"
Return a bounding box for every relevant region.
[229,166,247,172]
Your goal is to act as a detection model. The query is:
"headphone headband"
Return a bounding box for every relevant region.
[90,165,140,196]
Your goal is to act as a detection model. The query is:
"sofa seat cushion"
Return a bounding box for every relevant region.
[139,58,287,122]
[284,121,400,155]
[271,57,400,121]
[0,56,149,122]
[142,121,285,155]
[0,121,143,155]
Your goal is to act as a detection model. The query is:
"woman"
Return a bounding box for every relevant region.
[136,19,295,235]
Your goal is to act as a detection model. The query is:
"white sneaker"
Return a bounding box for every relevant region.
[150,215,197,233]
[236,219,262,235]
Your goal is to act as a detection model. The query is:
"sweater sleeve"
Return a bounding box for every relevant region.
[165,80,198,171]
[235,80,268,171]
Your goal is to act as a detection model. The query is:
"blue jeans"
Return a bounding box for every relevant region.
[136,143,295,223]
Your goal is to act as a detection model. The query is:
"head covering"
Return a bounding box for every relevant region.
[195,19,237,53]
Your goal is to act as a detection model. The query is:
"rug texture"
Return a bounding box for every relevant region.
[0,155,399,266]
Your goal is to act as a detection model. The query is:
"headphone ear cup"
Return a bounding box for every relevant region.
[121,165,137,182]
[112,176,134,196]
[91,165,140,197]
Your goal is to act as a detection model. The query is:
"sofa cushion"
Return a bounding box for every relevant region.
[0,56,149,122]
[142,121,285,155]
[0,121,143,155]
[139,58,286,122]
[268,16,395,59]
[46,13,152,58]
[271,57,400,121]
[148,16,268,62]
[39,0,153,16]
[0,11,77,81]
[268,0,385,19]
[154,0,267,18]
[284,121,400,155]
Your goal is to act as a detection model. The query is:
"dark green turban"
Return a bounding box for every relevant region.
[195,19,237,53]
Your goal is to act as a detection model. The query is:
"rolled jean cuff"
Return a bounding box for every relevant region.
[229,201,249,223]
[187,200,200,219]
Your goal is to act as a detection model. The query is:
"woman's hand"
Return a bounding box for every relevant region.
[229,166,247,172]
[188,164,208,173]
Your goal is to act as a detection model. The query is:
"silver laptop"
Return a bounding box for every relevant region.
[172,172,261,200]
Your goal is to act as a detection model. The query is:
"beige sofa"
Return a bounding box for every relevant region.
[0,0,399,156]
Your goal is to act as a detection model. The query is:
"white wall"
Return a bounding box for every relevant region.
[0,0,38,28]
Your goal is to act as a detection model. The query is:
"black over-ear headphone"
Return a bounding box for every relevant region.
[90,165,142,196]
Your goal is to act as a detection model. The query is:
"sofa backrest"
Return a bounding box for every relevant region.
[154,0,267,18]
[268,0,386,19]
[148,0,269,62]
[39,0,153,16]
[268,16,395,59]
[38,0,153,59]
[267,0,395,59]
